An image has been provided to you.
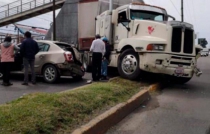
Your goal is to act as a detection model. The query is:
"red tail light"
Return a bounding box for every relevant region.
[64,51,74,62]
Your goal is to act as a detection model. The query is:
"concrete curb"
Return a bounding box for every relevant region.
[72,84,158,134]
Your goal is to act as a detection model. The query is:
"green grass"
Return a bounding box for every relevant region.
[0,78,148,134]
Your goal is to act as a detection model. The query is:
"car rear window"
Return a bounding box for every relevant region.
[55,43,71,51]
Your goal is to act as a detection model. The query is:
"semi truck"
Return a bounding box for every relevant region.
[64,0,201,84]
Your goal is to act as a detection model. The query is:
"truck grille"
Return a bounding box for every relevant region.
[184,29,194,54]
[170,61,191,66]
[171,56,192,60]
[171,27,182,53]
[171,27,194,54]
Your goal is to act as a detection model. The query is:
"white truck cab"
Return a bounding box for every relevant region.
[95,2,197,83]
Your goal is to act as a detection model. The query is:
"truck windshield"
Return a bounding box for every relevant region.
[130,10,164,21]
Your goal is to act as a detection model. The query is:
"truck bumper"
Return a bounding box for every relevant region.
[140,53,196,78]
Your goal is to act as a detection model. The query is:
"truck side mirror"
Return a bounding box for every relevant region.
[112,10,118,25]
[195,34,197,39]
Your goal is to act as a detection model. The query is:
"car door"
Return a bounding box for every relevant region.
[34,42,50,73]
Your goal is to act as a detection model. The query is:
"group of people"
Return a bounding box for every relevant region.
[0,31,39,86]
[87,34,111,83]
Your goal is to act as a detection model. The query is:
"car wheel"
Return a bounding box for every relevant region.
[0,72,3,79]
[43,65,60,83]
[118,49,140,80]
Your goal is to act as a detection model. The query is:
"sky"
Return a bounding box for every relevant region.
[144,0,210,46]
[0,0,209,46]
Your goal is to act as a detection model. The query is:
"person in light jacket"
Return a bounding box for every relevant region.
[0,36,19,86]
[90,34,106,81]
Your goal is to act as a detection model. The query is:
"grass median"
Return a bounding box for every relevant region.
[0,78,149,134]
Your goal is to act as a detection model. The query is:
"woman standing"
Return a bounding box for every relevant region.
[0,36,19,86]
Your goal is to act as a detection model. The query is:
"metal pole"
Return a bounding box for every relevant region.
[17,28,19,43]
[109,0,113,45]
[109,0,113,11]
[8,4,9,16]
[21,0,22,12]
[181,0,183,22]
[53,0,56,41]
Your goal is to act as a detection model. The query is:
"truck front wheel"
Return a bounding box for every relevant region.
[0,72,3,79]
[118,49,140,80]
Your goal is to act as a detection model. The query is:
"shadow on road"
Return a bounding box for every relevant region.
[108,67,162,84]
[108,67,119,78]
[4,74,85,84]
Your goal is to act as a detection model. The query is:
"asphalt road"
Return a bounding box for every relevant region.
[107,56,210,134]
[0,67,119,104]
[0,73,92,104]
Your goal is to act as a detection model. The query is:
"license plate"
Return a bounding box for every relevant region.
[175,67,184,75]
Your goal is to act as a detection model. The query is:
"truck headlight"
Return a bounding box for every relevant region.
[155,59,163,64]
[147,44,165,51]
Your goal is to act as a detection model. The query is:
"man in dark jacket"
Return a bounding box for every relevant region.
[20,31,39,85]
[101,37,111,80]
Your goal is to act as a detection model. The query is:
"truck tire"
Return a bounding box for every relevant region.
[170,77,192,84]
[118,49,140,80]
[0,72,3,79]
[82,54,91,72]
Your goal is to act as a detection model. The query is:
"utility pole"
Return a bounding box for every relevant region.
[17,28,19,43]
[109,0,113,11]
[181,0,184,22]
[53,0,56,41]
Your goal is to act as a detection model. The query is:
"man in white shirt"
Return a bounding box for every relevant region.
[89,34,106,82]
